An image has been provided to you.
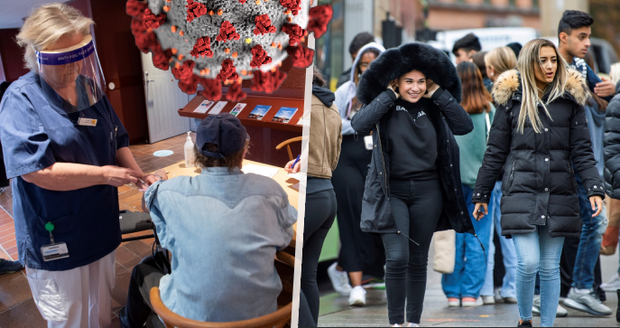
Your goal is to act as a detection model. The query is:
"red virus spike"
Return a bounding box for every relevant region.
[199,78,223,101]
[134,30,159,53]
[190,36,214,58]
[126,0,148,17]
[279,0,302,16]
[287,44,314,68]
[238,0,247,3]
[226,81,247,101]
[282,24,305,46]
[251,69,287,94]
[172,60,200,94]
[131,18,147,35]
[307,4,333,39]
[253,14,277,36]
[216,21,241,42]
[250,44,272,68]
[151,44,172,70]
[217,59,239,83]
[142,8,166,30]
[186,0,207,22]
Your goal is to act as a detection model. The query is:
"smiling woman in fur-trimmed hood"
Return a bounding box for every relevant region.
[350,42,474,327]
[471,39,604,327]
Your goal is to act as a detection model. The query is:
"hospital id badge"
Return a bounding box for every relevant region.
[78,117,97,127]
[40,242,70,262]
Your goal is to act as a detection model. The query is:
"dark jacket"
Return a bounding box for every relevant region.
[351,42,474,235]
[603,82,620,199]
[473,69,604,238]
[351,89,475,234]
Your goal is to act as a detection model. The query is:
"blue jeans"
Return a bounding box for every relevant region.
[441,185,492,298]
[480,181,517,298]
[513,224,565,327]
[573,176,608,290]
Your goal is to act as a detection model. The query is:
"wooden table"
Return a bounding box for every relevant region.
[160,159,299,246]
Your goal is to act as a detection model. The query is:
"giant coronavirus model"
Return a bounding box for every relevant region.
[127,0,333,102]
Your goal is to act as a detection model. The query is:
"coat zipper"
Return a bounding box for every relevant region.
[508,161,516,189]
[376,123,389,198]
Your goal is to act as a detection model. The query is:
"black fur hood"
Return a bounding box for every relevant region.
[357,42,461,105]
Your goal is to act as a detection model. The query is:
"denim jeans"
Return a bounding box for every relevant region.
[573,175,608,290]
[480,181,517,298]
[442,185,492,298]
[512,224,565,327]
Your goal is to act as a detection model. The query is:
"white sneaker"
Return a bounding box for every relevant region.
[532,295,568,317]
[349,286,366,306]
[391,324,402,327]
[407,323,419,327]
[462,297,483,307]
[601,274,620,292]
[481,295,495,305]
[327,262,352,296]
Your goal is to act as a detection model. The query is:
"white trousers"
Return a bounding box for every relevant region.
[26,251,116,328]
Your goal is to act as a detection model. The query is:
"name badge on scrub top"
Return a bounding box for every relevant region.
[78,117,98,127]
[41,243,70,262]
[40,222,69,262]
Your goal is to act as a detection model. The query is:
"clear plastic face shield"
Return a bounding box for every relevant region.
[36,34,106,112]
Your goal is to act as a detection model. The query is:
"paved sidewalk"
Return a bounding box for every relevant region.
[318,243,620,327]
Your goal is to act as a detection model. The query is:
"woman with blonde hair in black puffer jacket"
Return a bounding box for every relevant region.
[473,39,604,327]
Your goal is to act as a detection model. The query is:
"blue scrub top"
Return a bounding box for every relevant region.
[0,72,129,271]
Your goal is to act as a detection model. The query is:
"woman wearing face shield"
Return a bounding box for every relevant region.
[0,3,158,327]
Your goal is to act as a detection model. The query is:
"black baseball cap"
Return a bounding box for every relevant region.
[196,113,249,159]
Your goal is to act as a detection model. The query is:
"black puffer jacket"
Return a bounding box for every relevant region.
[351,42,475,235]
[603,82,620,199]
[473,69,604,238]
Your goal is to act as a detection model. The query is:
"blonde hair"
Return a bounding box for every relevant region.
[516,39,568,134]
[484,47,517,77]
[610,62,620,86]
[16,3,93,72]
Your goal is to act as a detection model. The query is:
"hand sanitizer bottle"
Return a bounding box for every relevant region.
[184,132,194,168]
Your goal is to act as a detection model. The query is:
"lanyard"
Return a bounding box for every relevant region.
[45,222,55,243]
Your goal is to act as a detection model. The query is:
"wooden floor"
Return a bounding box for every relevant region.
[0,133,189,327]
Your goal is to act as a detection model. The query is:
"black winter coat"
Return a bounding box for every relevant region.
[603,84,620,199]
[473,69,604,238]
[351,88,475,234]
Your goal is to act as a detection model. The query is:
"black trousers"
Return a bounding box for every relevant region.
[121,263,165,328]
[331,135,384,276]
[299,189,337,327]
[382,179,443,325]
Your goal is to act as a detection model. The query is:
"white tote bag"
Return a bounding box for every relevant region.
[432,229,456,274]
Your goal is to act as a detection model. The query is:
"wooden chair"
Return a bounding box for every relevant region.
[149,251,295,328]
[275,136,303,161]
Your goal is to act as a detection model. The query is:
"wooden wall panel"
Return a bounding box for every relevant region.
[90,0,149,144]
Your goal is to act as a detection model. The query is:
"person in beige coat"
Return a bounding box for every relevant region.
[287,67,341,327]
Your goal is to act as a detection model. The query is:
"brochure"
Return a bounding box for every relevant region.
[271,107,298,123]
[193,100,215,114]
[230,103,247,116]
[209,101,228,114]
[247,105,271,120]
